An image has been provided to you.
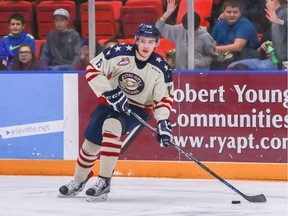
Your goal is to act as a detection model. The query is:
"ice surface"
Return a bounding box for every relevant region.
[0,176,287,216]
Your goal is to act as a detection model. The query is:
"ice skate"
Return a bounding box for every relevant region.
[57,171,93,198]
[86,176,111,202]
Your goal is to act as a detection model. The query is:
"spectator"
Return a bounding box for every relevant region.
[103,38,119,50]
[241,0,270,34]
[0,13,36,70]
[76,38,103,70]
[227,0,287,70]
[208,0,270,34]
[266,0,287,69]
[211,0,259,70]
[156,0,218,70]
[12,43,41,71]
[40,8,81,70]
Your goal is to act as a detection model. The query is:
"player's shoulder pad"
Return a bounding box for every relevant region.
[148,52,173,83]
[103,43,135,60]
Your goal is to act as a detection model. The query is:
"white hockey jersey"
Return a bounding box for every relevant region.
[86,43,174,121]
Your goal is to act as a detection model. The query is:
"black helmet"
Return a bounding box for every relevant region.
[135,23,160,42]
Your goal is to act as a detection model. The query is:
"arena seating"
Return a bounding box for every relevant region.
[120,6,159,38]
[125,0,163,17]
[36,0,76,39]
[0,1,34,37]
[80,1,122,40]
[176,0,213,27]
[35,39,46,59]
[0,0,212,61]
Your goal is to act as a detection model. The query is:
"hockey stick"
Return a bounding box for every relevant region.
[127,109,267,203]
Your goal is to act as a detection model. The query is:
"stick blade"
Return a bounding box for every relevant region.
[244,194,266,203]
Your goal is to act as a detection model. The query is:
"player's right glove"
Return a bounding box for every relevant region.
[102,86,129,113]
[157,119,172,148]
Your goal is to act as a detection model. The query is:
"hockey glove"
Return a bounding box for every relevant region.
[102,86,129,113]
[157,119,172,147]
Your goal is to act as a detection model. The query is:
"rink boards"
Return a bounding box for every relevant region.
[0,71,287,180]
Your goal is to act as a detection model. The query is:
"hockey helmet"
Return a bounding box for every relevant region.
[135,23,160,43]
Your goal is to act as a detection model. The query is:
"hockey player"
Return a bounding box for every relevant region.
[58,23,174,202]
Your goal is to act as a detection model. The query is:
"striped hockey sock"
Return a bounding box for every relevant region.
[74,139,101,182]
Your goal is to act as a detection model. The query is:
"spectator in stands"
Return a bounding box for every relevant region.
[266,0,287,69]
[208,0,270,34]
[227,0,287,70]
[40,8,81,70]
[12,43,41,71]
[156,0,218,70]
[0,13,36,70]
[103,38,119,50]
[210,0,259,70]
[76,38,103,70]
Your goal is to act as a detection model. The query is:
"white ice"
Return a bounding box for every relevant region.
[0,176,287,216]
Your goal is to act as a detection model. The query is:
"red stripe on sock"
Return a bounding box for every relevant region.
[79,148,97,163]
[79,151,97,163]
[100,151,120,157]
[102,132,119,139]
[80,148,94,157]
[102,142,121,149]
[77,159,94,168]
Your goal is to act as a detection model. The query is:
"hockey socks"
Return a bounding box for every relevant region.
[74,139,100,183]
[99,118,122,178]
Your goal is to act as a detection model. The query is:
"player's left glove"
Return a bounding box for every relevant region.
[157,119,172,147]
[102,86,129,113]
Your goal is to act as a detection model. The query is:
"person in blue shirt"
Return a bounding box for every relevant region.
[0,13,36,70]
[211,0,259,70]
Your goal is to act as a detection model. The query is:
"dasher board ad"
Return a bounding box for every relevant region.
[0,73,78,159]
[87,73,287,163]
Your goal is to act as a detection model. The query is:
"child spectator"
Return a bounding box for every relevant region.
[211,0,259,70]
[12,43,41,71]
[208,0,270,34]
[0,13,36,70]
[40,8,81,70]
[156,0,218,70]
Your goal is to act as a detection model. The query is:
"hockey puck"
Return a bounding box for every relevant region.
[232,200,241,204]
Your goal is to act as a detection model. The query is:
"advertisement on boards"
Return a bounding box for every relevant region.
[0,73,78,159]
[1,72,286,164]
[79,73,288,164]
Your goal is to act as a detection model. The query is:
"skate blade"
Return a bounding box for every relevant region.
[86,193,108,202]
[57,192,79,198]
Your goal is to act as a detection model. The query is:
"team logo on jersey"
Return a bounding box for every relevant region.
[117,57,130,66]
[118,73,144,95]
